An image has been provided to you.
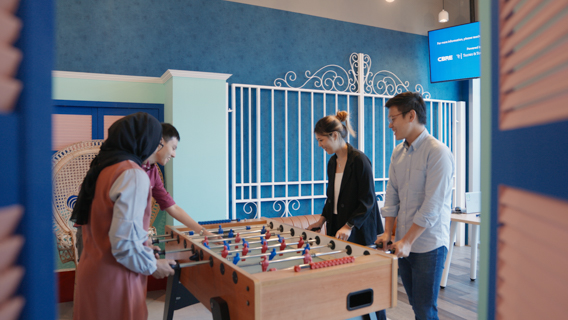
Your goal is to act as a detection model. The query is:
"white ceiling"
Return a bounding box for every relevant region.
[225,0,475,36]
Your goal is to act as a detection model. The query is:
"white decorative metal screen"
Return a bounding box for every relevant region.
[230,53,464,220]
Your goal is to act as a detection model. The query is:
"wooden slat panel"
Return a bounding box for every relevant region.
[501,40,568,92]
[0,45,21,77]
[500,186,568,226]
[52,114,92,151]
[0,0,21,114]
[501,0,568,56]
[0,205,25,320]
[103,115,124,139]
[500,207,567,249]
[0,0,20,12]
[0,10,21,44]
[499,0,522,21]
[497,186,568,319]
[0,77,21,114]
[500,66,568,112]
[499,0,544,39]
[500,91,568,130]
[499,225,568,277]
[498,244,564,301]
[501,14,568,75]
[497,283,560,319]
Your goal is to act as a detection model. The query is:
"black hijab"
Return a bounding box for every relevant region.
[71,112,162,225]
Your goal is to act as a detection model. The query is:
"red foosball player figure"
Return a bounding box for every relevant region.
[297,237,304,249]
[261,242,268,253]
[261,256,270,272]
[303,252,312,265]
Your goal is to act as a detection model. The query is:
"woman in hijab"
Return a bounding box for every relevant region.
[72,112,175,320]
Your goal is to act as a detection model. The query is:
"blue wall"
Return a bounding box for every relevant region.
[56,0,466,101]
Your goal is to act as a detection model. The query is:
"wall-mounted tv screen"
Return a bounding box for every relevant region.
[428,22,480,83]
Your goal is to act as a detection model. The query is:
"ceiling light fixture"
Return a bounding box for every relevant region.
[439,0,449,23]
[386,0,395,2]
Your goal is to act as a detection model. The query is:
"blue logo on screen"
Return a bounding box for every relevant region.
[429,22,480,83]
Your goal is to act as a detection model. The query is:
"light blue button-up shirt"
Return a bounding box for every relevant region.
[109,169,157,275]
[382,129,454,253]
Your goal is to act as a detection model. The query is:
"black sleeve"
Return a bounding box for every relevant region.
[321,158,334,221]
[349,154,377,229]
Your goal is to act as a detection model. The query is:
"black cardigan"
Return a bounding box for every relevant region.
[322,143,384,246]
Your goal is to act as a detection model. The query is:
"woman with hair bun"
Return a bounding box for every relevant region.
[308,110,384,246]
[308,110,386,319]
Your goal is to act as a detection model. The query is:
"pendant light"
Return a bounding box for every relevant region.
[439,0,449,23]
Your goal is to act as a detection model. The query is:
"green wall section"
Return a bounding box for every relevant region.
[52,72,230,270]
[479,1,492,319]
[52,77,164,103]
[166,76,229,224]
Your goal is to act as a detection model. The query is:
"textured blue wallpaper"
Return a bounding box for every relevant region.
[56,0,466,101]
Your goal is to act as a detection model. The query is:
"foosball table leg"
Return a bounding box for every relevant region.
[163,267,200,320]
[210,297,230,320]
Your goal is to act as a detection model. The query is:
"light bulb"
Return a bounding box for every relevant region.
[439,9,449,23]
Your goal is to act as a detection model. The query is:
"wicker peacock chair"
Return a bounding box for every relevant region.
[52,140,162,267]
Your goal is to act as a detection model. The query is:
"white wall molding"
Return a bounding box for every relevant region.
[161,69,232,83]
[52,70,163,83]
[53,69,233,84]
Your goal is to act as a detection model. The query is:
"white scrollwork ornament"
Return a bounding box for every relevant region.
[274,52,431,98]
[272,199,301,217]
[243,202,259,219]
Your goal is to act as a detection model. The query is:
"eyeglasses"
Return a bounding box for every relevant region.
[387,112,406,124]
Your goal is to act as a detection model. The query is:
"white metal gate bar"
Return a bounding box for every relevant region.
[230,53,465,220]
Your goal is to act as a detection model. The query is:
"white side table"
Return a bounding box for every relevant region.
[440,213,480,288]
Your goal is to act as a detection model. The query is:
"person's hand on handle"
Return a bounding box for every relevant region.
[375,233,392,252]
[307,222,323,233]
[307,216,326,233]
[391,239,411,258]
[335,225,352,241]
[152,245,161,259]
[152,259,176,279]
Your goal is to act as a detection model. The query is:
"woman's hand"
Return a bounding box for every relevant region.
[307,221,323,233]
[152,245,161,259]
[335,225,352,241]
[152,259,176,279]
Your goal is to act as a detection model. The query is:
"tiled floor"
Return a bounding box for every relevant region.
[58,290,213,320]
[58,246,478,320]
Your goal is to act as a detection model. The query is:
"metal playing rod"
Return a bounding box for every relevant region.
[201,224,268,234]
[170,260,210,270]
[155,248,193,256]
[225,239,316,254]
[206,234,303,250]
[262,249,345,265]
[234,243,333,265]
[153,237,178,244]
[193,230,291,243]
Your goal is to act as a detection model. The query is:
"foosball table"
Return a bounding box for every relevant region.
[155,218,398,320]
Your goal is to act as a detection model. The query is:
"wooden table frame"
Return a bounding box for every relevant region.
[164,218,398,319]
[440,213,480,288]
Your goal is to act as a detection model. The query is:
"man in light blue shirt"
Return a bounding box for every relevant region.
[376,92,454,320]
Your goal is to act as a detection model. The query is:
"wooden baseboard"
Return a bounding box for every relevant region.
[56,268,167,303]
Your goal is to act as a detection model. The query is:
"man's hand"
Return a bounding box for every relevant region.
[335,225,352,241]
[391,239,412,258]
[375,233,392,252]
[152,259,176,279]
